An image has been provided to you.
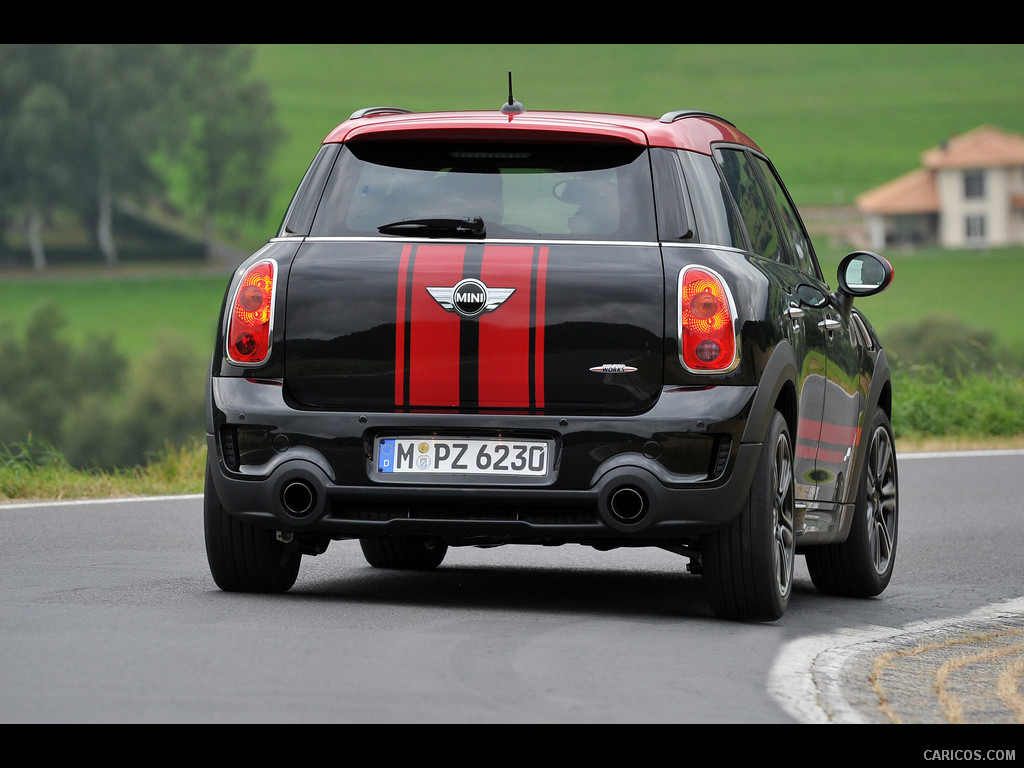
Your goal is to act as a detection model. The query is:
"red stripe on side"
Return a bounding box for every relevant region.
[534,247,548,409]
[814,447,849,464]
[796,444,848,464]
[394,244,412,406]
[478,246,535,408]
[798,418,861,447]
[409,244,465,407]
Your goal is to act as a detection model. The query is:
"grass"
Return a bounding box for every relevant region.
[0,438,206,502]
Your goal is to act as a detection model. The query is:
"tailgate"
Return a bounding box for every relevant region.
[284,240,663,413]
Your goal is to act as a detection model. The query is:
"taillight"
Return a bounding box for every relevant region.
[678,265,738,373]
[226,259,276,365]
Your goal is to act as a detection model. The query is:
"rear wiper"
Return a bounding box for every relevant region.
[377,216,486,238]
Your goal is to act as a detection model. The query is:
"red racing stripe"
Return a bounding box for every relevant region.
[478,246,535,408]
[408,244,465,407]
[394,244,412,406]
[534,247,548,409]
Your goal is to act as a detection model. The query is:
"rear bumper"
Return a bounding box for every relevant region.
[207,377,763,545]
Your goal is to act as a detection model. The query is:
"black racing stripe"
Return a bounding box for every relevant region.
[402,246,417,410]
[459,245,485,411]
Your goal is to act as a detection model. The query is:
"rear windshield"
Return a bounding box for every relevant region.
[307,141,656,241]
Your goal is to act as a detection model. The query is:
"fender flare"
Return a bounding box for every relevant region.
[740,341,799,445]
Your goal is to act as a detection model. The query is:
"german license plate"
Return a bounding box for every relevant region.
[376,437,549,477]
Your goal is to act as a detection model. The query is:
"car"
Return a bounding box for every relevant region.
[204,87,898,621]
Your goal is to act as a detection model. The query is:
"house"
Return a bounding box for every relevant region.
[856,125,1024,250]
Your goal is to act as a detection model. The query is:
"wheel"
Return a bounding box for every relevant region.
[702,410,796,622]
[204,460,300,592]
[359,537,448,570]
[806,409,898,597]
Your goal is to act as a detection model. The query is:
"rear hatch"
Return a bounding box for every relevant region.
[283,138,664,414]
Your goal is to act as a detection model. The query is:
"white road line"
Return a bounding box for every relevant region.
[899,448,1024,460]
[0,494,202,511]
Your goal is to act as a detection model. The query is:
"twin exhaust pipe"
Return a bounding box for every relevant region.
[273,462,653,528]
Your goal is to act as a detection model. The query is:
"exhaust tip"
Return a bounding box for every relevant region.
[609,486,648,523]
[281,480,317,518]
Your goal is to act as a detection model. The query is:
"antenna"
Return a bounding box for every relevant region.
[500,71,524,116]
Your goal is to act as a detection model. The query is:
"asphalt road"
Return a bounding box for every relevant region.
[1,450,1022,730]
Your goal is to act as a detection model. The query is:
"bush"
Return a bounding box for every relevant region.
[884,314,1020,377]
[0,302,125,447]
[0,303,205,469]
[893,365,1024,441]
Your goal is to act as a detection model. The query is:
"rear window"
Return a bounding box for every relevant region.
[308,141,657,241]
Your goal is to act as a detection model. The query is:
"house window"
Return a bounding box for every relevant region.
[965,214,986,244]
[964,170,985,199]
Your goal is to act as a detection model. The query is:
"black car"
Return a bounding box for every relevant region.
[204,98,898,621]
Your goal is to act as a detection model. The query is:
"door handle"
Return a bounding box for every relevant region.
[818,318,842,332]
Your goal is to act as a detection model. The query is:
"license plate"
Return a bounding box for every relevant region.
[376,437,549,477]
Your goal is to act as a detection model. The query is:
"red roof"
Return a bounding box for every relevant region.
[323,108,761,156]
[922,125,1024,169]
[856,168,940,214]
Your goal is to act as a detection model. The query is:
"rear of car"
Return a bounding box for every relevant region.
[205,105,897,621]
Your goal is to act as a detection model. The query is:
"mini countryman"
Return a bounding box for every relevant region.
[205,91,898,621]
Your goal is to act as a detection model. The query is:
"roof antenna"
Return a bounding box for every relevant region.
[500,71,524,119]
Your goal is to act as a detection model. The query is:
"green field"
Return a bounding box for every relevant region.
[249,43,1024,237]
[0,271,229,363]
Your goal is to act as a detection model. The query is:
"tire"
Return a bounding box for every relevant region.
[204,460,301,592]
[806,409,898,597]
[702,410,796,622]
[359,537,448,570]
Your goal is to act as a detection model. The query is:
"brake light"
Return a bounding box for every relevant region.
[678,266,737,373]
[227,259,276,365]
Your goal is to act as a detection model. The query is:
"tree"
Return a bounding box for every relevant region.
[0,45,282,267]
[0,45,72,268]
[158,44,283,248]
[59,44,182,265]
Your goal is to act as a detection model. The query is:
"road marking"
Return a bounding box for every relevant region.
[0,494,202,511]
[899,448,1024,460]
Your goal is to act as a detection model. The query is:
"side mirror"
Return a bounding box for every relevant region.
[837,251,894,297]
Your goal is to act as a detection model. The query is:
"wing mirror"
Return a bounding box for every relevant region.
[834,251,894,314]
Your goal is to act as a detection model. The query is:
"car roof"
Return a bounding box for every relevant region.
[323,107,762,156]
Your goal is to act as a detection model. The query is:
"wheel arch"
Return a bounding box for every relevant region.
[740,341,799,445]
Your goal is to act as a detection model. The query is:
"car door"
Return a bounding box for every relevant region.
[748,154,864,511]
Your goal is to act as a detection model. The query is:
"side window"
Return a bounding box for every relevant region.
[714,148,787,263]
[753,156,821,279]
[675,151,745,249]
[650,148,693,241]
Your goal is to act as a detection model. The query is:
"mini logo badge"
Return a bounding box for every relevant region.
[427,279,515,318]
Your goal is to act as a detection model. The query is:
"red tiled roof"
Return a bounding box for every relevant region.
[856,168,939,214]
[922,125,1024,169]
